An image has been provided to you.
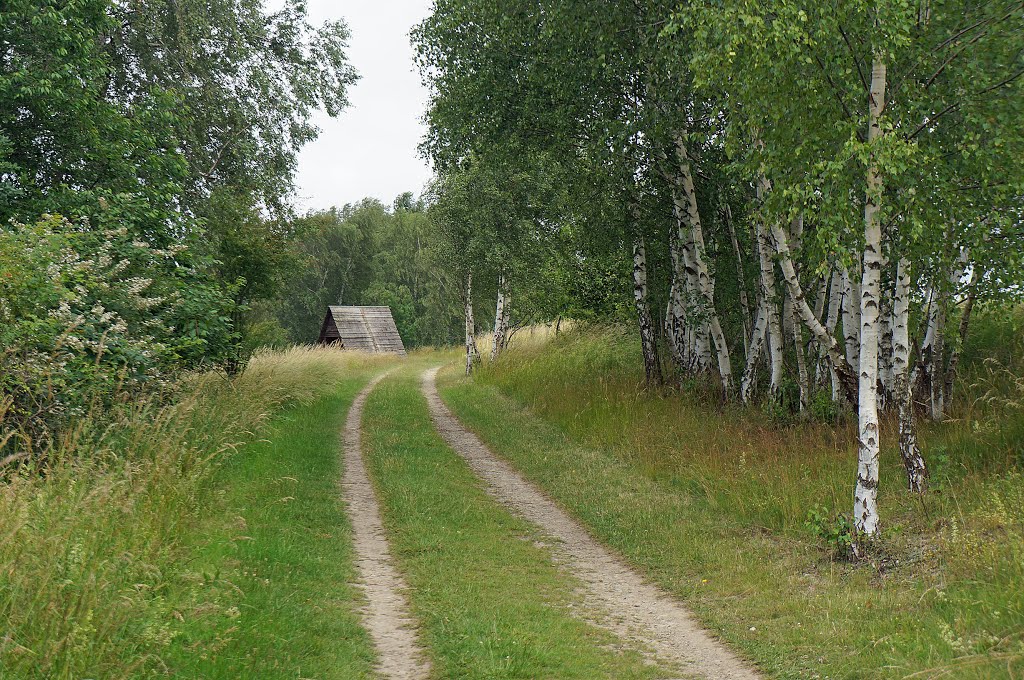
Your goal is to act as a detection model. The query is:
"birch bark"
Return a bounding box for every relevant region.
[741,301,767,403]
[893,258,927,491]
[843,268,862,372]
[854,54,888,538]
[633,236,663,386]
[666,217,689,372]
[465,272,479,375]
[787,216,809,412]
[824,268,844,400]
[751,176,784,399]
[762,186,858,403]
[878,253,895,407]
[672,135,734,394]
[491,271,508,361]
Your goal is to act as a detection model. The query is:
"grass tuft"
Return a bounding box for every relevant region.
[0,346,389,678]
[439,319,1024,678]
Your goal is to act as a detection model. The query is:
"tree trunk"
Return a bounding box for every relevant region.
[672,134,734,394]
[787,216,809,412]
[465,272,479,375]
[741,300,767,403]
[854,53,888,539]
[666,215,689,373]
[633,236,663,386]
[842,267,861,373]
[789,298,810,413]
[752,179,784,400]
[878,253,895,408]
[724,203,752,357]
[893,258,927,492]
[491,271,509,361]
[943,287,976,405]
[764,188,858,404]
[823,268,844,400]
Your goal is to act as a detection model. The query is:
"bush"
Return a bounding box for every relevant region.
[0,215,236,444]
[0,347,386,677]
[805,506,855,559]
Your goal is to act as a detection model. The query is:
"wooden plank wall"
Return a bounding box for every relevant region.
[325,306,407,355]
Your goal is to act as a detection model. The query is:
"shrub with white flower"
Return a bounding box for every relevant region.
[1,214,236,446]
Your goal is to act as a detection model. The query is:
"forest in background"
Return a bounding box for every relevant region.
[411,0,1024,543]
[2,1,1024,676]
[4,0,1023,545]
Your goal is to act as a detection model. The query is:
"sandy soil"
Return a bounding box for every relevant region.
[422,366,761,680]
[341,372,432,679]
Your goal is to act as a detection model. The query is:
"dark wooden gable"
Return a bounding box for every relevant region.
[317,306,407,355]
[318,312,342,344]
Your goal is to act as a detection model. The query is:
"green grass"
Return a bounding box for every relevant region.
[0,347,390,678]
[162,379,379,678]
[437,325,1024,679]
[360,364,666,679]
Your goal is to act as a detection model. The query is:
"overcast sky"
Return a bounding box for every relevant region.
[291,0,435,213]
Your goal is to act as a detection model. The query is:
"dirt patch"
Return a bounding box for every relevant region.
[342,372,431,679]
[422,367,760,680]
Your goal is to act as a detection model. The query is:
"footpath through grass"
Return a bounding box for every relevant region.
[360,364,665,679]
[438,327,1024,679]
[163,375,379,678]
[0,348,389,678]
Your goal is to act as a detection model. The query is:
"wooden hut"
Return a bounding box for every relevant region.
[318,306,407,355]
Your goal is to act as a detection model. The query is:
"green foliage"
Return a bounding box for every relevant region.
[270,198,463,348]
[0,215,236,439]
[805,507,855,559]
[0,0,357,436]
[809,391,841,424]
[0,348,387,677]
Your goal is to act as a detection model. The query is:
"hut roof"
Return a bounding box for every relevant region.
[318,306,407,355]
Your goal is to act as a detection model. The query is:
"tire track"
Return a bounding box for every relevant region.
[342,372,431,680]
[421,366,760,680]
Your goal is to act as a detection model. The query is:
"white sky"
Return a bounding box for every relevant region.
[291,0,435,212]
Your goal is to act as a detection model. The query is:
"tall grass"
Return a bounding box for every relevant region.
[0,346,388,679]
[476,317,1024,533]
[454,314,1024,676]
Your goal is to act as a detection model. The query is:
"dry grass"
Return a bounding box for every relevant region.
[0,346,389,679]
[447,317,1024,677]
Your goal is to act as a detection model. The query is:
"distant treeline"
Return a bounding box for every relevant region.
[1,0,356,441]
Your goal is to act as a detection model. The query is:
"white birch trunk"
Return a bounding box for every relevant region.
[465,272,479,376]
[762,183,858,403]
[893,258,927,491]
[741,301,767,403]
[666,220,689,373]
[842,267,862,372]
[878,252,895,407]
[751,177,785,399]
[789,298,810,413]
[787,216,809,412]
[824,268,844,400]
[491,271,508,362]
[854,54,888,539]
[672,135,734,394]
[633,236,663,386]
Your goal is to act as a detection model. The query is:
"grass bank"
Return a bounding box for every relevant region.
[0,347,390,678]
[361,364,664,679]
[439,319,1024,679]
